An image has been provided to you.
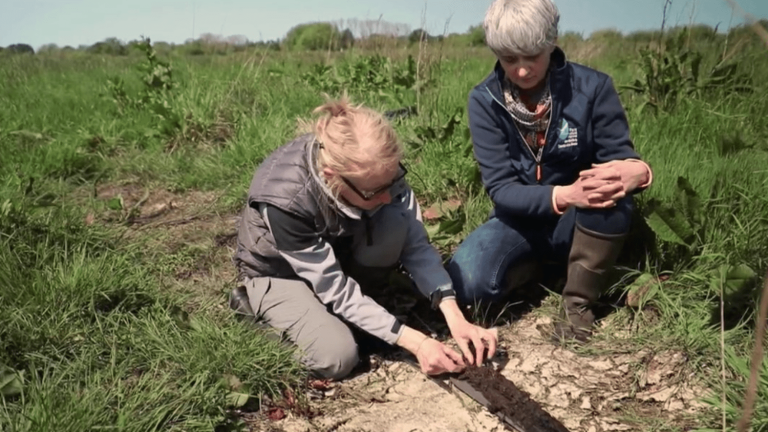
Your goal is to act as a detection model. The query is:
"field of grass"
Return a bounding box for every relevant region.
[2,28,768,431]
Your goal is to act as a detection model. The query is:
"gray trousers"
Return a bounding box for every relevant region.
[239,203,413,380]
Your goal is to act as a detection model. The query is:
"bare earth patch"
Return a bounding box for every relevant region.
[250,314,712,432]
[87,182,241,303]
[91,183,228,232]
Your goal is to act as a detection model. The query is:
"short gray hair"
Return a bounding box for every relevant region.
[483,0,560,56]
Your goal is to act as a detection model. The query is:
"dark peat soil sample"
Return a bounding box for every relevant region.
[456,364,571,432]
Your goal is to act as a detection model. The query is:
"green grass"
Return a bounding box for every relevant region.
[2,31,768,431]
[0,188,302,431]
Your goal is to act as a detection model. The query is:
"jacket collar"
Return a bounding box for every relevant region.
[486,46,570,102]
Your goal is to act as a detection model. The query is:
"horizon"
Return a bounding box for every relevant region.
[2,0,767,51]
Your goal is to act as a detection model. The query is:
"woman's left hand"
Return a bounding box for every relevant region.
[578,163,626,204]
[448,321,498,367]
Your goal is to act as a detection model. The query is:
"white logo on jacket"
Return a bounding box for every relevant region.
[556,119,578,148]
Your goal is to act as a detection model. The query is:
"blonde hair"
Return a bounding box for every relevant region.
[484,0,560,57]
[301,94,403,193]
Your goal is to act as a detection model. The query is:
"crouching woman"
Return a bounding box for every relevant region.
[231,96,497,380]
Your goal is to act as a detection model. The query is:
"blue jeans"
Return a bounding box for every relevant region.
[447,196,634,305]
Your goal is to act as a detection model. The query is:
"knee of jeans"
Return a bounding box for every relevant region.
[309,334,359,380]
[448,259,500,307]
[456,287,501,307]
[576,195,634,235]
[614,195,635,216]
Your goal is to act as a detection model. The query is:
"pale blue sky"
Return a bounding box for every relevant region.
[1,0,766,50]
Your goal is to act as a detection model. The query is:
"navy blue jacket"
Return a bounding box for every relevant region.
[467,47,647,219]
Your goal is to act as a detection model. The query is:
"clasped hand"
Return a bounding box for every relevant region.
[567,162,626,209]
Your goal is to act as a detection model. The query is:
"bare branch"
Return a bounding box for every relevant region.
[735,271,768,432]
[723,0,768,48]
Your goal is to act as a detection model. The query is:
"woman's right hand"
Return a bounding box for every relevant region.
[415,337,466,375]
[397,326,466,375]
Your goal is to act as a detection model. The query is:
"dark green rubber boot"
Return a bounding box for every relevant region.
[551,223,626,344]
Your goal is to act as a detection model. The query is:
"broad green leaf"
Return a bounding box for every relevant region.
[437,217,464,236]
[439,109,462,142]
[425,223,441,239]
[222,373,243,391]
[724,263,756,296]
[625,272,659,307]
[0,367,23,397]
[0,199,11,217]
[465,164,481,186]
[675,176,702,228]
[690,52,702,83]
[170,305,190,330]
[462,128,474,157]
[643,199,694,247]
[712,263,756,297]
[718,134,752,157]
[107,195,124,211]
[226,391,250,408]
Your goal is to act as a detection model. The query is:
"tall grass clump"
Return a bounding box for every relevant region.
[600,20,768,430]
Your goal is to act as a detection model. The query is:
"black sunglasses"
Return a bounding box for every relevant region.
[340,162,408,201]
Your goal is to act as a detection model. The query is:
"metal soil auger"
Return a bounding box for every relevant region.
[405,349,571,432]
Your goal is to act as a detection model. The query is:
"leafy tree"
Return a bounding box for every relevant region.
[37,43,59,54]
[408,29,431,44]
[284,22,340,51]
[180,38,205,55]
[589,28,624,43]
[87,37,127,55]
[339,29,354,49]
[626,30,661,45]
[6,44,34,54]
[152,41,173,56]
[468,24,485,46]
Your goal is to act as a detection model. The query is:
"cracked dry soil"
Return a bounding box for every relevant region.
[252,314,711,432]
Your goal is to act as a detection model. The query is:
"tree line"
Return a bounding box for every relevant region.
[2,19,765,56]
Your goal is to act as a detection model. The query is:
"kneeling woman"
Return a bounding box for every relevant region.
[231,96,497,380]
[448,0,653,343]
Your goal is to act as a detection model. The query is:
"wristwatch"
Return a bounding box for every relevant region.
[430,286,457,309]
